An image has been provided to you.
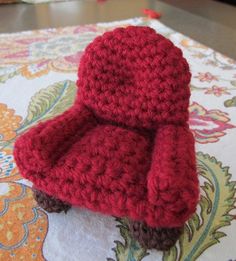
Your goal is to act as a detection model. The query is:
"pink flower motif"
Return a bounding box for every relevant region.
[194,72,218,82]
[189,102,234,144]
[205,85,230,97]
[64,51,83,64]
[16,37,49,45]
[4,50,29,59]
[73,25,98,34]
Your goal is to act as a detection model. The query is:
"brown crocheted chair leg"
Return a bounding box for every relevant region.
[33,187,71,213]
[129,220,183,251]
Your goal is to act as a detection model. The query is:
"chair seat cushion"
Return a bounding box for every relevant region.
[31,124,154,220]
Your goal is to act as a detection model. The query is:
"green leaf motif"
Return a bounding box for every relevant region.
[20,80,77,131]
[224,96,236,107]
[163,152,236,261]
[190,85,206,91]
[230,80,236,87]
[0,70,20,84]
[108,218,148,261]
[108,152,236,261]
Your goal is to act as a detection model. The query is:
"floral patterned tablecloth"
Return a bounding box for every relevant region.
[0,17,236,261]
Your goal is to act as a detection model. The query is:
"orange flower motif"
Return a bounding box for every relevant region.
[0,104,22,141]
[0,183,48,260]
[205,85,230,97]
[194,72,218,82]
[20,61,50,79]
[180,39,208,50]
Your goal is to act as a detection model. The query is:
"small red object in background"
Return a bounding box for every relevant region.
[97,0,107,3]
[143,8,162,19]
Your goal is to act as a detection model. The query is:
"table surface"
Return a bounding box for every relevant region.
[0,0,236,59]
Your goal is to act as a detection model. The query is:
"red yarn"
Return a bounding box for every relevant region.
[143,8,162,19]
[14,26,199,228]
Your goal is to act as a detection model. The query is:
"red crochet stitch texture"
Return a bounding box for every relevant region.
[14,26,199,228]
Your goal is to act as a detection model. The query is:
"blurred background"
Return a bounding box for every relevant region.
[0,0,235,59]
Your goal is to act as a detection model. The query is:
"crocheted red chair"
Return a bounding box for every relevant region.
[14,26,199,251]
